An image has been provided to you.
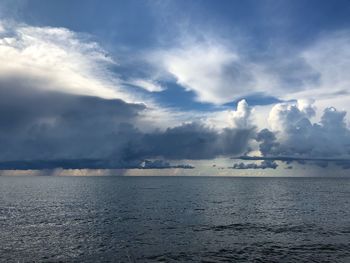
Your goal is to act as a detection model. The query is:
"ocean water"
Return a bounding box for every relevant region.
[0,176,349,263]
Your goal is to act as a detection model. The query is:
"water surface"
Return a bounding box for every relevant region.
[0,176,349,262]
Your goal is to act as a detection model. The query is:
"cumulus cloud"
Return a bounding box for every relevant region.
[229,99,253,129]
[268,99,315,133]
[258,100,350,159]
[256,128,279,156]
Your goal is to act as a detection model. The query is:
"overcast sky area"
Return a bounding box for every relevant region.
[1,0,350,176]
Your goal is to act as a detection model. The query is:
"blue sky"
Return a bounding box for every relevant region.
[0,0,350,174]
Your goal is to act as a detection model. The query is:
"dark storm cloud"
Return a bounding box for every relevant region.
[0,85,145,162]
[89,122,254,164]
[256,128,279,156]
[0,85,254,169]
[140,124,254,160]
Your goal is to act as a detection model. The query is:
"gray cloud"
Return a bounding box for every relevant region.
[0,85,145,162]
[140,160,194,169]
[256,128,279,156]
[232,160,278,170]
[0,84,255,169]
[140,123,254,160]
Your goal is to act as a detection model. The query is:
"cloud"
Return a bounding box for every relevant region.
[140,160,194,169]
[148,38,320,105]
[297,31,350,99]
[0,20,139,102]
[256,128,279,156]
[235,155,350,163]
[267,99,315,133]
[139,122,255,160]
[232,160,278,169]
[234,156,350,170]
[128,79,165,92]
[255,100,350,160]
[150,42,256,104]
[146,28,350,109]
[0,85,146,162]
[229,99,253,129]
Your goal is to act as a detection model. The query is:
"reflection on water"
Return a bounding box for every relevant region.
[0,176,349,262]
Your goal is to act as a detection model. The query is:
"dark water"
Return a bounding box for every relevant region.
[0,176,349,263]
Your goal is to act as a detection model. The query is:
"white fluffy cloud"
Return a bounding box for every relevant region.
[263,100,350,158]
[229,99,253,129]
[268,99,315,132]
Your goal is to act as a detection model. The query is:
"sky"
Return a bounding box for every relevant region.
[0,0,350,176]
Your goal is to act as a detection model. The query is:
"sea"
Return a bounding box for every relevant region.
[0,176,349,262]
